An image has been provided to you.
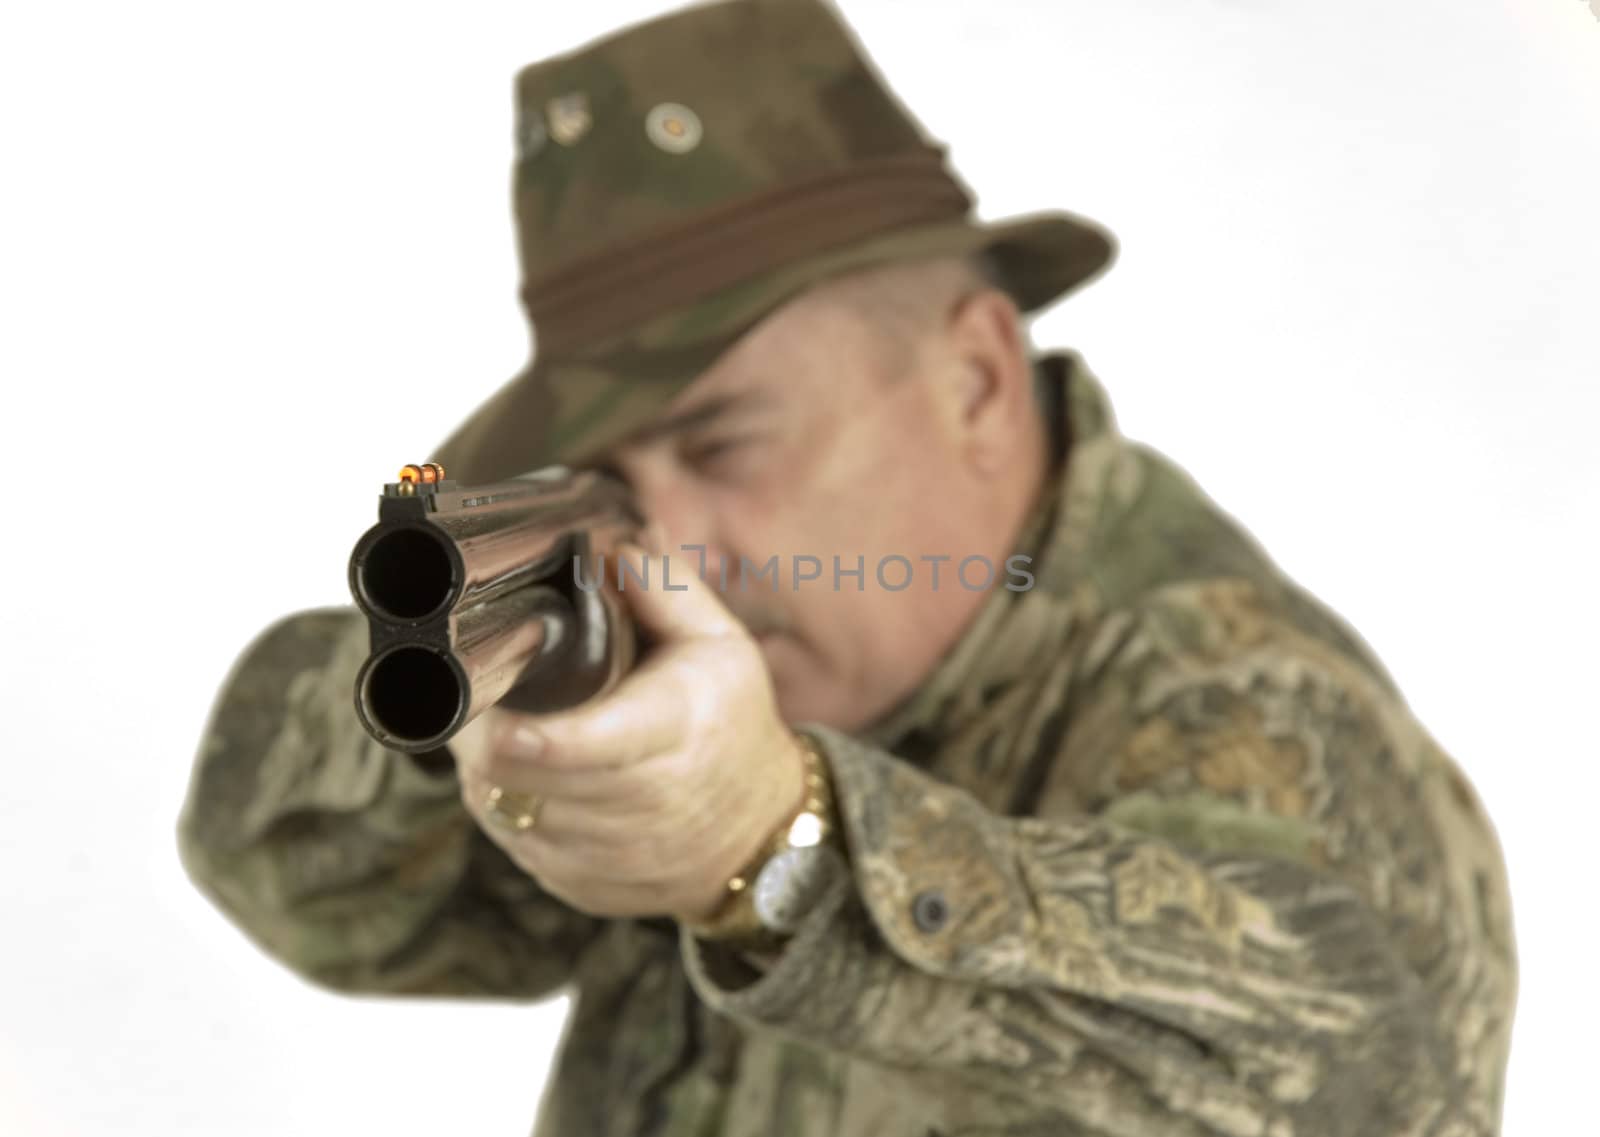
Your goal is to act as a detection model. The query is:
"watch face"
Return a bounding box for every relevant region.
[751,845,846,934]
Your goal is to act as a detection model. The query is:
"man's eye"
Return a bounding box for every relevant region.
[684,438,746,467]
[586,460,629,485]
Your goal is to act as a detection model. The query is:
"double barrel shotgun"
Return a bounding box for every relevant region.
[346,462,644,754]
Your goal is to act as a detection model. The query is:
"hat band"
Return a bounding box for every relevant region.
[521,147,973,354]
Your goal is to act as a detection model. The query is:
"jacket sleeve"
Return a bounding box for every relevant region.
[177,607,606,999]
[678,579,1515,1136]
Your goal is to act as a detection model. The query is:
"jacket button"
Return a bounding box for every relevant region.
[911,889,949,933]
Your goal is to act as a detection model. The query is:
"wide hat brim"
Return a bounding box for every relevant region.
[431,209,1115,484]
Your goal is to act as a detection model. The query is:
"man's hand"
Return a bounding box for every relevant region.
[449,539,809,925]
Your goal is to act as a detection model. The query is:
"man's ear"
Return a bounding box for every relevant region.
[945,289,1033,474]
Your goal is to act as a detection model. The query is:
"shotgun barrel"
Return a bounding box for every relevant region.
[348,463,644,754]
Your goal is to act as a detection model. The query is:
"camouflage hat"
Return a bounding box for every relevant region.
[432,0,1116,484]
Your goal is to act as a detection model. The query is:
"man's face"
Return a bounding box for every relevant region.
[589,270,1041,734]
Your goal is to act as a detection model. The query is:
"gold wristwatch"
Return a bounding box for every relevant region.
[686,730,848,949]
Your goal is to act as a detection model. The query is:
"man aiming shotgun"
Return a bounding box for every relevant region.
[177,1,1516,1133]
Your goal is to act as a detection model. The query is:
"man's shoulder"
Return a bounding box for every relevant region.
[1049,417,1401,704]
[1035,430,1508,891]
[1039,354,1393,695]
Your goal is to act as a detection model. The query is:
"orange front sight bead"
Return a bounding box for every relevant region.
[397,462,445,485]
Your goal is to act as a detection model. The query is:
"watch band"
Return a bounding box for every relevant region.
[686,730,839,944]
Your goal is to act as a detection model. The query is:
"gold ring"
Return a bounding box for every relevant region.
[484,785,543,831]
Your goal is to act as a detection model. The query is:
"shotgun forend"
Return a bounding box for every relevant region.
[347,463,645,754]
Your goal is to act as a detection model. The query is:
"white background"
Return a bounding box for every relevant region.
[2,1,1596,1134]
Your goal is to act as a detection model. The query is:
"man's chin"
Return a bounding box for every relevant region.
[762,638,854,733]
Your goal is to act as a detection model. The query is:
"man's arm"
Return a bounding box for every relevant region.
[680,581,1516,1135]
[177,607,606,999]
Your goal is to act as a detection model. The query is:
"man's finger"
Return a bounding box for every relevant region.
[454,714,652,800]
[477,666,689,775]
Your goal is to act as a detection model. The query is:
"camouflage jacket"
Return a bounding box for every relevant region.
[177,352,1516,1137]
